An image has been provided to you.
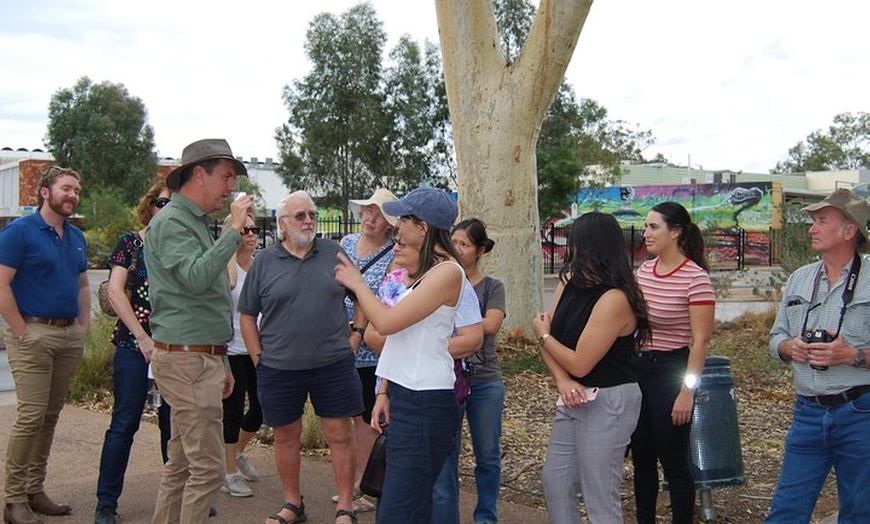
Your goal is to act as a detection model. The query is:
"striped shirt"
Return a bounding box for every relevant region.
[637,258,716,352]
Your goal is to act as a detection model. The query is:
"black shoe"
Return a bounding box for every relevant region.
[209,506,217,518]
[94,506,118,524]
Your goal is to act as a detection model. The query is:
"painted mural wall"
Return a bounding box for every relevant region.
[542,182,775,268]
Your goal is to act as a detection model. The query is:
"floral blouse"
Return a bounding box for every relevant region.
[340,233,395,368]
[106,231,150,350]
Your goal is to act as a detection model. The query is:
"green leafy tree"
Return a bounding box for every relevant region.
[276,2,452,224]
[276,3,388,212]
[45,76,158,204]
[774,111,870,172]
[537,89,654,221]
[493,0,535,61]
[380,36,452,192]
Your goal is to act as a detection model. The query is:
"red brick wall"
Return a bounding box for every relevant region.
[18,159,53,207]
[14,160,178,207]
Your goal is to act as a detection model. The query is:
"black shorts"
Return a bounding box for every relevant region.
[257,354,363,427]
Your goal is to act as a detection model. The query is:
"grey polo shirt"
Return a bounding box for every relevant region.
[238,237,352,370]
[145,193,241,345]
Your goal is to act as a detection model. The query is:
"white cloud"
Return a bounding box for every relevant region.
[0,0,866,173]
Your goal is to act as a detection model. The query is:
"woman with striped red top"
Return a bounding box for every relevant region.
[630,201,715,524]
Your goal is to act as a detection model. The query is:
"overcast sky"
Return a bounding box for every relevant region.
[1,0,866,174]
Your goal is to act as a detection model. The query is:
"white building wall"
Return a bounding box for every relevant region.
[0,161,20,216]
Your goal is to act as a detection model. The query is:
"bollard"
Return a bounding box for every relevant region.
[688,356,745,520]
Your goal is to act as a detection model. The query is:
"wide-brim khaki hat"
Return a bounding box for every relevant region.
[165,138,248,190]
[349,188,398,226]
[802,188,870,245]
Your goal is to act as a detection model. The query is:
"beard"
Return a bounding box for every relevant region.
[45,191,78,217]
[286,228,316,247]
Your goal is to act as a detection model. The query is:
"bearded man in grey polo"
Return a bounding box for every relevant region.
[238,191,362,524]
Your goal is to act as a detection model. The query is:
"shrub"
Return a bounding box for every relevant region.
[68,313,116,401]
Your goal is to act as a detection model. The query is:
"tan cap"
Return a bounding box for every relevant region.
[349,188,398,226]
[802,188,870,245]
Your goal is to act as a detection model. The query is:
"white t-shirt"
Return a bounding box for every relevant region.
[376,262,465,390]
[228,263,248,356]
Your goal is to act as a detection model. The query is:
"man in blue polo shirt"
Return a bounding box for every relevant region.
[0,165,89,524]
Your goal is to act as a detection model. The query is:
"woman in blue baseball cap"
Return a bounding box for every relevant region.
[334,187,470,524]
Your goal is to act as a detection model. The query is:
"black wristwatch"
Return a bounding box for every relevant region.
[349,322,366,336]
[852,348,866,369]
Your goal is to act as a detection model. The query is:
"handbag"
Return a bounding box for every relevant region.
[454,358,471,405]
[98,233,141,316]
[360,429,387,498]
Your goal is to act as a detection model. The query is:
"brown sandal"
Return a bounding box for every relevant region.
[266,499,306,524]
[335,508,358,524]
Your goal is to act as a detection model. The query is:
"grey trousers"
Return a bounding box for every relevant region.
[542,382,641,524]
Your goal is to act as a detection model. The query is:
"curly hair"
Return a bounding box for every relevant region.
[37,165,81,208]
[136,179,169,226]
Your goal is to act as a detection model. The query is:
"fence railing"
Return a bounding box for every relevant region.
[541,223,772,274]
[216,217,771,273]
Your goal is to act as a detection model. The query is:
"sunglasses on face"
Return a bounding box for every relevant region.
[243,226,260,235]
[289,211,318,222]
[151,197,171,208]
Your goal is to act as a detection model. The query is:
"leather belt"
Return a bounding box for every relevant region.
[23,316,76,327]
[153,341,227,356]
[801,384,870,406]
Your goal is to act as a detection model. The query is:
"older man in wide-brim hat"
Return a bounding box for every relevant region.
[144,138,254,524]
[766,187,870,523]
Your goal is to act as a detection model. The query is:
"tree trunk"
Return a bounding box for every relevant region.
[435,0,593,333]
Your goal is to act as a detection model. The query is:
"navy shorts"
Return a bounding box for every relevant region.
[257,354,363,427]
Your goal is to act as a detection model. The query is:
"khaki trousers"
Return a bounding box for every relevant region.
[3,323,84,502]
[150,348,226,524]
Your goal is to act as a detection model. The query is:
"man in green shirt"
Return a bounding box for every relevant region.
[145,139,252,524]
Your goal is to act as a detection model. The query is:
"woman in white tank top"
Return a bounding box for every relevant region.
[334,187,465,524]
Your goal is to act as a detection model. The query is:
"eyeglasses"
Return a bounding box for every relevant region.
[280,211,319,222]
[151,197,171,208]
[243,226,260,235]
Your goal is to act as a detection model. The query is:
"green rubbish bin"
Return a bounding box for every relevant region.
[689,355,745,520]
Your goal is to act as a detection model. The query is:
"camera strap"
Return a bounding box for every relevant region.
[801,253,861,337]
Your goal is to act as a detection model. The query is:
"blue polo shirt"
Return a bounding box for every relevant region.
[0,212,88,318]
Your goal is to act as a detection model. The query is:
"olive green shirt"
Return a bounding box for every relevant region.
[145,193,241,345]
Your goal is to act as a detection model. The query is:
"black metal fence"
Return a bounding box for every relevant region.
[217,217,770,273]
[541,222,770,274]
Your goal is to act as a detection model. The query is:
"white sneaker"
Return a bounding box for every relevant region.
[353,494,377,513]
[331,488,362,503]
[235,453,259,482]
[221,474,253,497]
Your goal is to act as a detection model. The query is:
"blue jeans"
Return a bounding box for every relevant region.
[377,384,458,524]
[765,393,870,524]
[433,380,505,524]
[432,404,464,524]
[96,345,171,509]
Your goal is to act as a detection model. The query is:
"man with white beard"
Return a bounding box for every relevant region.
[0,166,89,524]
[238,191,361,524]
